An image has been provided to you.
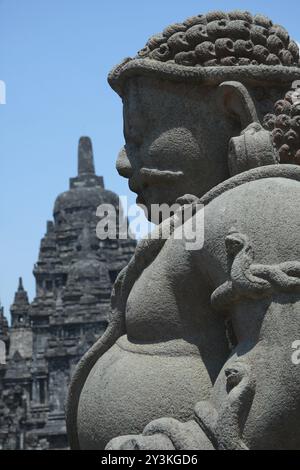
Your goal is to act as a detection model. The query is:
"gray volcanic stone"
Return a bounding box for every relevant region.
[67,11,300,450]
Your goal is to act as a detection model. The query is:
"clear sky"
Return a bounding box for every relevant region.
[1,0,300,319]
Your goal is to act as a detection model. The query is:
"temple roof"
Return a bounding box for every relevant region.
[53,137,120,217]
[10,278,30,328]
[11,278,29,309]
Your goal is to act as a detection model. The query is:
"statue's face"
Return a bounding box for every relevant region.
[117,76,235,218]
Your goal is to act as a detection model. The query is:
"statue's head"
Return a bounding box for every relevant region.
[108,10,300,215]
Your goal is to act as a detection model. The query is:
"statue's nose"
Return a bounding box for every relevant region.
[116,147,133,178]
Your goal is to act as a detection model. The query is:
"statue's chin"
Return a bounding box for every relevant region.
[136,196,159,224]
[136,193,146,206]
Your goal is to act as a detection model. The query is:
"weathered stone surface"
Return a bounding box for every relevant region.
[132,11,298,68]
[0,138,136,449]
[67,10,300,450]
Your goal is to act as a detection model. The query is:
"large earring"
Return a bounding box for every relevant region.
[228,123,278,176]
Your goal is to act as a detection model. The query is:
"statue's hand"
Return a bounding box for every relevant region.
[106,417,214,450]
[105,433,175,450]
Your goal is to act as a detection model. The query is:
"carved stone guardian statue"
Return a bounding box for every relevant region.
[67,10,300,450]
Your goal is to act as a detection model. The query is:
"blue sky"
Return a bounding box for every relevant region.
[1,0,300,319]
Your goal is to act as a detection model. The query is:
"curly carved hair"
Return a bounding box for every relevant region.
[263,86,300,164]
[136,10,299,68]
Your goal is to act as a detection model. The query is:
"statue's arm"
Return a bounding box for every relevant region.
[204,232,300,450]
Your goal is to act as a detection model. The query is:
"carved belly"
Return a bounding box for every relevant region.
[77,335,212,450]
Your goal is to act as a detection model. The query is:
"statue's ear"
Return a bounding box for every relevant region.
[217,81,277,175]
[217,81,259,130]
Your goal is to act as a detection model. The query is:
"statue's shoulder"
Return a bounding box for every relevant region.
[203,164,300,207]
[193,165,300,273]
[203,165,300,222]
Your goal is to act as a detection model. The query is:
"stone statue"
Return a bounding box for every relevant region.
[66,10,300,450]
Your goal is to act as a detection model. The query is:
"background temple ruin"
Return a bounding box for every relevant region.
[0,137,136,449]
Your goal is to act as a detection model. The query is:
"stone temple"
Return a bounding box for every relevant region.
[0,137,136,449]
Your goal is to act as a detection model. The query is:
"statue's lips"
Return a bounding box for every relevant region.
[129,168,184,196]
